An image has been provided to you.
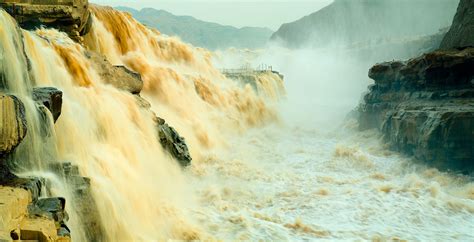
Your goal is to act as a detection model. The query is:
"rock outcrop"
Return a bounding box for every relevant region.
[0,172,71,241]
[0,94,27,157]
[1,88,82,241]
[48,162,105,241]
[359,48,474,172]
[0,0,92,42]
[156,117,192,167]
[32,87,63,123]
[135,96,192,167]
[88,52,143,94]
[440,0,474,49]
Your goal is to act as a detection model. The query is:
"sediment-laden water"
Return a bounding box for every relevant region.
[1,5,473,241]
[189,124,474,240]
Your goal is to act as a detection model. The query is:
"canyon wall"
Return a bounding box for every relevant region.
[358,0,474,173]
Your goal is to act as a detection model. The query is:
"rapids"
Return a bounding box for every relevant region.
[1,4,473,242]
[188,125,474,241]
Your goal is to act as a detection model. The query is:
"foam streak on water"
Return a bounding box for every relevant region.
[189,125,474,241]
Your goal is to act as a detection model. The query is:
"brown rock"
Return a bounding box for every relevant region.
[0,94,27,157]
[88,52,143,94]
[359,48,474,173]
[0,0,92,42]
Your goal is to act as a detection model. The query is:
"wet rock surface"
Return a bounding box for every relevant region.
[440,0,474,49]
[359,48,474,172]
[48,162,105,242]
[157,122,192,167]
[32,87,63,123]
[0,171,71,241]
[88,52,143,94]
[0,94,27,157]
[134,96,192,166]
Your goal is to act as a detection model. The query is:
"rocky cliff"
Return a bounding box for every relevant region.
[1,90,72,241]
[359,48,473,172]
[358,0,474,173]
[440,0,474,49]
[271,0,458,49]
[0,3,195,241]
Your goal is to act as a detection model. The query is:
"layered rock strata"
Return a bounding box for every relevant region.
[359,48,474,172]
[0,0,92,41]
[0,94,27,157]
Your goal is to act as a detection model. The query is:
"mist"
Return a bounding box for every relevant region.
[1,0,472,241]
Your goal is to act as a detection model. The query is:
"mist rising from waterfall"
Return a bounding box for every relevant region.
[1,6,283,240]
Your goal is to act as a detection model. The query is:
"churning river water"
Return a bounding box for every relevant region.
[189,120,474,241]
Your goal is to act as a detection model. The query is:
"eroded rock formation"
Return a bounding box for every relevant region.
[0,171,71,241]
[156,117,192,167]
[0,94,27,157]
[48,162,105,241]
[1,91,73,241]
[87,52,143,94]
[135,96,192,167]
[0,0,92,41]
[359,48,474,172]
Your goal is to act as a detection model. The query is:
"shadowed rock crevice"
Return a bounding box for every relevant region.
[32,87,63,123]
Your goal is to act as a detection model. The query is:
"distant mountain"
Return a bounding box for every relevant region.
[271,0,459,48]
[116,7,273,50]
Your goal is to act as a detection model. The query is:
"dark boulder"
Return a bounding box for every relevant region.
[32,87,63,123]
[133,96,192,166]
[29,197,68,224]
[157,123,192,167]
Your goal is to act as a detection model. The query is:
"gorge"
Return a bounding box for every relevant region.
[1,0,473,241]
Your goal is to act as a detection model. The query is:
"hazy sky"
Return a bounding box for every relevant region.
[89,1,333,30]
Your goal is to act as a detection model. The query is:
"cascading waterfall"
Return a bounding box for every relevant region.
[1,4,284,241]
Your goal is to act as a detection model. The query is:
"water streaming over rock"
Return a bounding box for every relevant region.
[1,6,283,241]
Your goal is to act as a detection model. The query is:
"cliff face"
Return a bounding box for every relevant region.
[358,0,474,173]
[271,0,458,49]
[359,48,474,172]
[440,0,474,49]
